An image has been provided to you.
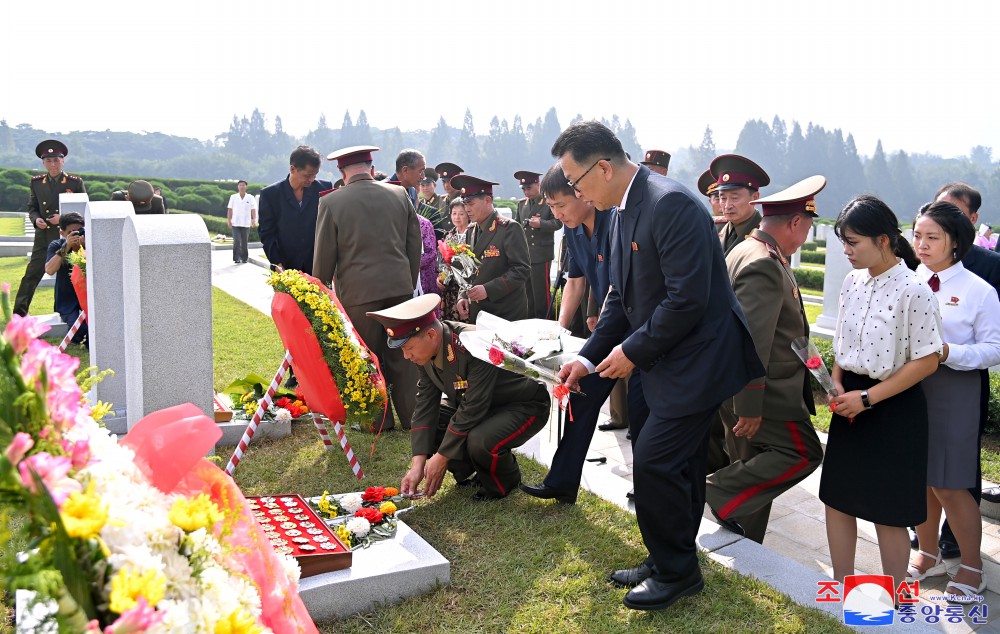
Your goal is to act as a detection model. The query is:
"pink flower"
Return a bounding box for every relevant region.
[5,432,34,464]
[18,452,81,507]
[47,388,82,431]
[3,314,50,354]
[2,283,10,294]
[488,346,505,366]
[69,439,91,469]
[104,597,164,633]
[20,339,81,396]
[805,356,822,370]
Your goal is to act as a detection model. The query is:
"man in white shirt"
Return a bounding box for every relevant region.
[227,179,257,264]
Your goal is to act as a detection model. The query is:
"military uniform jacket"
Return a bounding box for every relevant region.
[467,211,530,320]
[720,210,762,256]
[313,174,421,307]
[28,172,86,227]
[516,195,561,262]
[726,229,815,420]
[410,322,547,459]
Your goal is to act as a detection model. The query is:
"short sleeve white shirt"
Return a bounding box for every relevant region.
[228,193,257,227]
[834,260,943,380]
[916,262,1000,371]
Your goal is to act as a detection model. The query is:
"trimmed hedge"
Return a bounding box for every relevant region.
[801,241,818,252]
[794,268,824,291]
[815,239,826,248]
[801,251,825,264]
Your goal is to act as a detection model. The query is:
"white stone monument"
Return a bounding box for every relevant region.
[790,249,801,269]
[121,214,213,429]
[812,237,852,339]
[84,200,135,434]
[58,192,89,217]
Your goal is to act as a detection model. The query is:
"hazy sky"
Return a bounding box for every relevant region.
[2,0,997,159]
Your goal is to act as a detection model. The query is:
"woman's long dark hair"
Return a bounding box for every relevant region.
[834,195,919,270]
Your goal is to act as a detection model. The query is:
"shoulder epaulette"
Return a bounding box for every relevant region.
[517,197,527,203]
[65,174,81,181]
[496,215,510,225]
[452,330,465,350]
[31,174,45,181]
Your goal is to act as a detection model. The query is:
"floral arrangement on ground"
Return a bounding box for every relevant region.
[312,486,412,550]
[267,270,385,428]
[0,285,311,632]
[221,374,310,423]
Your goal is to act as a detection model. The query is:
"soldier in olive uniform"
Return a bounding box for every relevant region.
[697,169,727,226]
[313,145,422,432]
[368,294,550,500]
[711,154,770,256]
[706,176,826,543]
[110,180,166,214]
[14,140,86,316]
[452,175,531,322]
[514,170,562,318]
[640,149,671,177]
[434,162,464,233]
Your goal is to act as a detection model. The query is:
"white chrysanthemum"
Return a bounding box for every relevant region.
[347,517,371,538]
[160,548,198,599]
[340,493,363,514]
[274,408,292,423]
[277,552,301,588]
[188,527,223,560]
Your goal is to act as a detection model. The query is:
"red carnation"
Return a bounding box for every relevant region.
[275,397,292,409]
[488,346,505,365]
[805,356,822,370]
[438,240,455,264]
[355,506,383,524]
[362,486,385,503]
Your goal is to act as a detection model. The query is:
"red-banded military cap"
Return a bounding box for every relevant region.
[514,170,541,186]
[326,145,379,170]
[451,174,498,199]
[421,167,438,184]
[710,154,770,191]
[367,294,441,348]
[640,150,671,170]
[434,162,464,181]
[697,170,719,197]
[35,139,68,159]
[751,175,826,217]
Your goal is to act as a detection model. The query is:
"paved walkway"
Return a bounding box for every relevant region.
[209,248,997,632]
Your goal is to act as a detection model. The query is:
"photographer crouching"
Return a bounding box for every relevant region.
[44,212,88,347]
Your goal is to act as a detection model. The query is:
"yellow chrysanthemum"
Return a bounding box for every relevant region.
[109,567,166,614]
[379,501,397,516]
[214,609,264,634]
[60,481,108,539]
[169,493,224,533]
[335,524,352,548]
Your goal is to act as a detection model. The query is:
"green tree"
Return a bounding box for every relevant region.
[456,109,480,175]
[865,140,894,202]
[427,117,453,165]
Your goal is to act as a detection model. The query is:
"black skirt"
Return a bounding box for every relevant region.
[819,371,928,527]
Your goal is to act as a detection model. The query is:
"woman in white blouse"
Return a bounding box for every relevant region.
[907,201,1000,600]
[822,195,943,593]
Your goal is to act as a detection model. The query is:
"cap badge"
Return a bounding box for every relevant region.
[386,328,395,336]
[461,187,467,194]
[722,174,730,182]
[805,200,816,212]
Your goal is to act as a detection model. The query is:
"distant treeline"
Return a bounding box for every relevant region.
[0,111,997,221]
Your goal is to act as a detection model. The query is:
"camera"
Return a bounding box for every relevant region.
[73,228,85,237]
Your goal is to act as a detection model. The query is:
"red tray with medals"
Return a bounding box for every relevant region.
[247,494,352,577]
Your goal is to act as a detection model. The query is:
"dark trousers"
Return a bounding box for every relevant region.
[633,403,721,582]
[543,370,648,492]
[706,405,733,474]
[14,228,59,316]
[525,260,552,319]
[344,295,418,432]
[232,226,250,262]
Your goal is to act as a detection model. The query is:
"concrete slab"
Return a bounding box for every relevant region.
[298,520,450,621]
[215,418,291,446]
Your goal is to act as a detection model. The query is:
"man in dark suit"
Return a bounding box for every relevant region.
[553,121,764,612]
[452,175,531,323]
[314,145,422,433]
[931,182,1000,558]
[258,145,332,275]
[15,139,86,316]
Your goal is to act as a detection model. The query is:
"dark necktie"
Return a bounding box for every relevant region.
[928,273,940,292]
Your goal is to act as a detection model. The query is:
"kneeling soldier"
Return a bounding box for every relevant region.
[368,294,550,501]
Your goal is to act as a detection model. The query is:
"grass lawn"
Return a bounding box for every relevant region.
[804,304,821,325]
[0,217,25,236]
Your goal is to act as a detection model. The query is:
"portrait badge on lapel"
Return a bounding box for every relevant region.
[597,253,604,262]
[483,245,501,258]
[946,296,960,307]
[631,242,639,251]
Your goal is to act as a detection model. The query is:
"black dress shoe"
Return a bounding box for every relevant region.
[626,430,632,440]
[626,489,635,500]
[454,476,481,488]
[939,539,961,559]
[623,571,705,611]
[709,507,745,536]
[518,483,577,504]
[471,490,505,502]
[597,422,628,431]
[983,486,1000,503]
[607,562,654,588]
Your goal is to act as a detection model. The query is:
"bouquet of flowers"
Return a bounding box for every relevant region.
[65,248,88,316]
[268,270,386,430]
[0,285,315,633]
[791,336,839,396]
[311,486,412,550]
[222,374,310,423]
[437,238,479,292]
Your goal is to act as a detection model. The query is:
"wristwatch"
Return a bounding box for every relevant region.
[860,390,873,409]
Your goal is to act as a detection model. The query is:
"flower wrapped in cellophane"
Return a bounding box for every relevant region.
[791,336,839,397]
[267,269,386,431]
[437,238,479,292]
[0,284,317,633]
